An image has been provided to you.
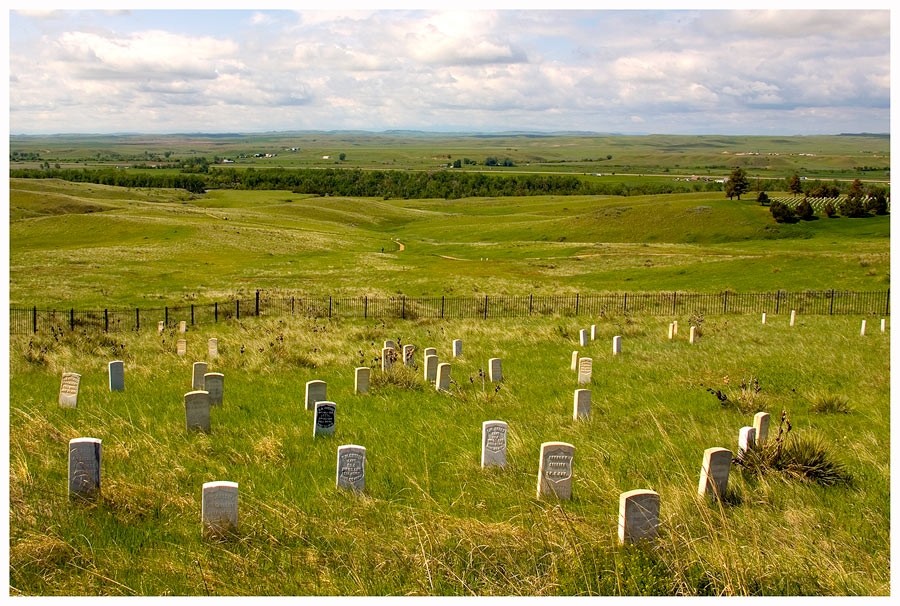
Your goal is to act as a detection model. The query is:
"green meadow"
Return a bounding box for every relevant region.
[6,133,891,596]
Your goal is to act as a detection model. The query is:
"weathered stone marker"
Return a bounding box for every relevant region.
[423,347,437,359]
[201,481,238,538]
[571,350,579,371]
[108,360,124,392]
[381,347,395,372]
[577,357,592,385]
[590,324,597,340]
[753,412,770,444]
[697,447,732,500]
[672,320,678,336]
[403,344,415,366]
[790,309,796,327]
[208,338,219,359]
[737,426,757,460]
[667,323,675,340]
[305,380,327,411]
[424,355,439,383]
[537,442,575,500]
[157,320,165,335]
[573,389,591,419]
[481,421,508,468]
[354,367,370,395]
[314,401,337,437]
[177,339,187,356]
[452,339,463,357]
[488,358,503,382]
[59,372,81,408]
[860,319,867,336]
[612,335,622,355]
[689,326,697,344]
[436,363,451,392]
[579,329,588,347]
[881,318,887,333]
[761,312,767,324]
[384,339,397,351]
[618,489,660,545]
[68,437,101,500]
[336,445,366,491]
[184,390,211,433]
[192,361,208,390]
[179,320,187,334]
[204,373,224,406]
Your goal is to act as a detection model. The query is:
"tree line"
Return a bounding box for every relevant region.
[10,166,721,199]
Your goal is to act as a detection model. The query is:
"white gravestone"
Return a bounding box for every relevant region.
[192,362,208,390]
[753,412,770,444]
[208,338,219,359]
[403,344,415,366]
[537,442,575,500]
[481,421,508,468]
[436,363,451,392]
[314,401,337,437]
[68,437,101,500]
[860,320,867,336]
[667,323,674,340]
[590,324,597,340]
[204,373,224,406]
[177,339,187,356]
[423,347,437,359]
[305,380,327,411]
[571,350,579,371]
[672,320,678,336]
[108,360,125,392]
[697,447,732,500]
[59,372,81,408]
[618,489,660,544]
[577,357,592,385]
[573,389,591,420]
[381,347,395,372]
[355,367,370,395]
[579,329,588,347]
[157,320,165,335]
[185,391,211,433]
[761,312,767,324]
[881,318,886,333]
[179,320,187,334]
[452,339,463,358]
[488,358,503,382]
[689,326,697,344]
[612,336,622,355]
[738,426,757,460]
[336,445,366,491]
[383,340,397,351]
[790,310,796,327]
[424,355,439,383]
[202,481,238,538]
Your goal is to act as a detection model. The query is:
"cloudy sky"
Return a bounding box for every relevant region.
[6,5,892,135]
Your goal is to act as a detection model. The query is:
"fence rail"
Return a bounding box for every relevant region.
[9,289,889,335]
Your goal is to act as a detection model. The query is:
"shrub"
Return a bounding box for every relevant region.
[769,200,796,223]
[757,191,770,206]
[809,393,851,414]
[795,198,815,221]
[823,201,836,217]
[737,412,853,486]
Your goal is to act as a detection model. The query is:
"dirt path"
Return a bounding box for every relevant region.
[393,239,406,251]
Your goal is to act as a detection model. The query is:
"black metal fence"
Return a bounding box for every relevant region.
[9,289,890,335]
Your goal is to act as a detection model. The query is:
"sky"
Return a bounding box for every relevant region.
[4,3,893,136]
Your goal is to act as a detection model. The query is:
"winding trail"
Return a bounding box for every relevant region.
[393,239,406,251]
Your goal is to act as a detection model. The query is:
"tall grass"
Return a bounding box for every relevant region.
[8,313,889,595]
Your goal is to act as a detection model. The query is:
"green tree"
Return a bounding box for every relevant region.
[339,153,346,161]
[770,200,796,223]
[864,186,889,215]
[795,198,815,220]
[757,191,770,205]
[725,167,751,200]
[788,173,803,194]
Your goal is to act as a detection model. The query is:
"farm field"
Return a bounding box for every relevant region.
[8,312,890,595]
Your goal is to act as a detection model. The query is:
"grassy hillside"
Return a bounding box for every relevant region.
[8,313,890,595]
[8,179,889,308]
